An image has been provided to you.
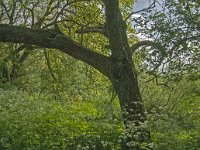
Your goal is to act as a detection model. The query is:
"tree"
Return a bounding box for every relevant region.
[0,0,155,149]
[134,0,200,82]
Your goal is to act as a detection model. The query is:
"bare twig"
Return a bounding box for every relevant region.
[44,49,57,81]
[126,0,156,21]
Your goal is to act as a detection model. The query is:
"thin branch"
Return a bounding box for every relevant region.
[44,49,57,81]
[0,1,12,23]
[126,0,156,21]
[162,86,174,108]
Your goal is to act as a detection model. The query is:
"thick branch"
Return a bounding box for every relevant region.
[131,35,200,58]
[131,40,167,57]
[0,24,113,77]
[75,25,109,37]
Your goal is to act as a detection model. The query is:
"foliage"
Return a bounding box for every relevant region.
[0,88,122,150]
[1,75,200,149]
[0,0,200,150]
[134,0,200,80]
[141,78,200,150]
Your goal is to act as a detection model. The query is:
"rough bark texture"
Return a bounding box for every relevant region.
[103,0,152,149]
[110,59,152,149]
[0,24,113,77]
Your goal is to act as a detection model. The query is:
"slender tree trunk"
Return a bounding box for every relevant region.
[10,50,29,83]
[110,59,152,150]
[0,63,10,83]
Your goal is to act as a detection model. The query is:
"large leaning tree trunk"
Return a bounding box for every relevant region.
[0,1,152,149]
[103,1,152,149]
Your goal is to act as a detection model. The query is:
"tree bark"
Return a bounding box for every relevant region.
[109,58,152,149]
[103,0,152,149]
[0,24,114,77]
